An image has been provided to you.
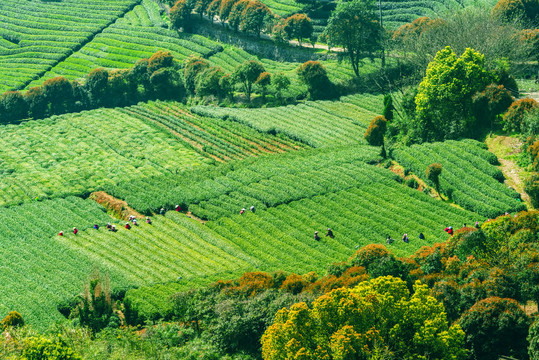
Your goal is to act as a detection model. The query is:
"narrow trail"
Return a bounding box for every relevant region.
[486,135,530,204]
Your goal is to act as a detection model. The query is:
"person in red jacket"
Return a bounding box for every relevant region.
[444,226,453,235]
[175,205,181,212]
[125,222,131,230]
[73,227,78,235]
[59,231,64,236]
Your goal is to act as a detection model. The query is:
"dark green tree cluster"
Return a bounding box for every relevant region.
[0,50,183,124]
[171,0,272,36]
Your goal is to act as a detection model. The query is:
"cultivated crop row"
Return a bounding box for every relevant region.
[117,100,302,162]
[27,0,222,88]
[106,144,382,214]
[0,107,207,207]
[0,197,121,329]
[0,0,138,92]
[192,93,382,147]
[393,139,526,218]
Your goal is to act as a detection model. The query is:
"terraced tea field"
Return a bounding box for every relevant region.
[0,0,139,93]
[393,139,526,218]
[27,0,222,87]
[192,93,383,147]
[0,197,128,327]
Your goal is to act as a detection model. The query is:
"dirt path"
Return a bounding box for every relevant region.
[525,91,539,102]
[486,135,530,203]
[90,191,145,220]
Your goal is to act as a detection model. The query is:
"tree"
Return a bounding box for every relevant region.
[472,83,513,132]
[324,0,382,77]
[255,71,271,100]
[74,272,114,333]
[84,68,109,107]
[127,58,151,98]
[283,13,313,45]
[261,276,466,360]
[492,0,538,24]
[364,115,387,157]
[518,29,539,63]
[272,72,290,103]
[413,47,493,142]
[219,0,236,24]
[194,0,212,18]
[184,55,210,94]
[41,77,74,115]
[228,0,249,31]
[1,91,28,122]
[24,86,47,119]
[206,0,221,22]
[296,60,334,100]
[503,98,538,132]
[233,60,265,102]
[195,66,226,99]
[21,336,81,360]
[426,163,443,198]
[170,0,195,32]
[240,1,271,36]
[458,297,531,360]
[382,93,394,121]
[147,50,175,74]
[150,67,185,100]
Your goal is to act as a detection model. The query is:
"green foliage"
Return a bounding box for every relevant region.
[364,115,387,147]
[240,1,271,35]
[324,0,382,77]
[228,0,250,31]
[529,320,539,360]
[148,50,175,74]
[503,98,538,132]
[2,311,24,329]
[426,163,442,197]
[42,77,74,115]
[233,60,265,102]
[525,173,539,208]
[21,335,81,360]
[84,69,109,107]
[255,71,271,99]
[283,13,313,44]
[74,272,114,334]
[170,0,195,32]
[458,297,531,360]
[184,55,210,95]
[150,67,185,100]
[413,47,493,142]
[472,84,513,131]
[261,277,466,360]
[1,91,28,122]
[382,94,394,121]
[296,61,334,100]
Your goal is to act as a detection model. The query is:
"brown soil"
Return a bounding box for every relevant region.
[186,211,207,224]
[90,191,144,220]
[524,301,538,316]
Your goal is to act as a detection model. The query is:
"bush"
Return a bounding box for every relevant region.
[503,98,538,132]
[2,311,24,329]
[296,61,334,100]
[404,177,419,189]
[529,320,539,360]
[21,335,81,360]
[525,173,539,208]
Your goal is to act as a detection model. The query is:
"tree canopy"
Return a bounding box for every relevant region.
[413,46,493,142]
[324,0,382,77]
[261,276,466,360]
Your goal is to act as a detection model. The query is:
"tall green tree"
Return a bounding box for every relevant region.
[324,0,382,77]
[426,163,443,198]
[170,0,195,32]
[413,46,493,142]
[233,60,265,102]
[296,61,333,100]
[240,1,271,36]
[458,297,531,360]
[283,13,313,45]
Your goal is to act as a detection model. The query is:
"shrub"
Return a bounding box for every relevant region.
[529,320,539,360]
[404,177,419,189]
[280,273,308,294]
[350,244,389,268]
[525,173,539,208]
[21,335,81,360]
[364,116,387,147]
[503,98,538,132]
[296,61,334,100]
[2,311,24,329]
